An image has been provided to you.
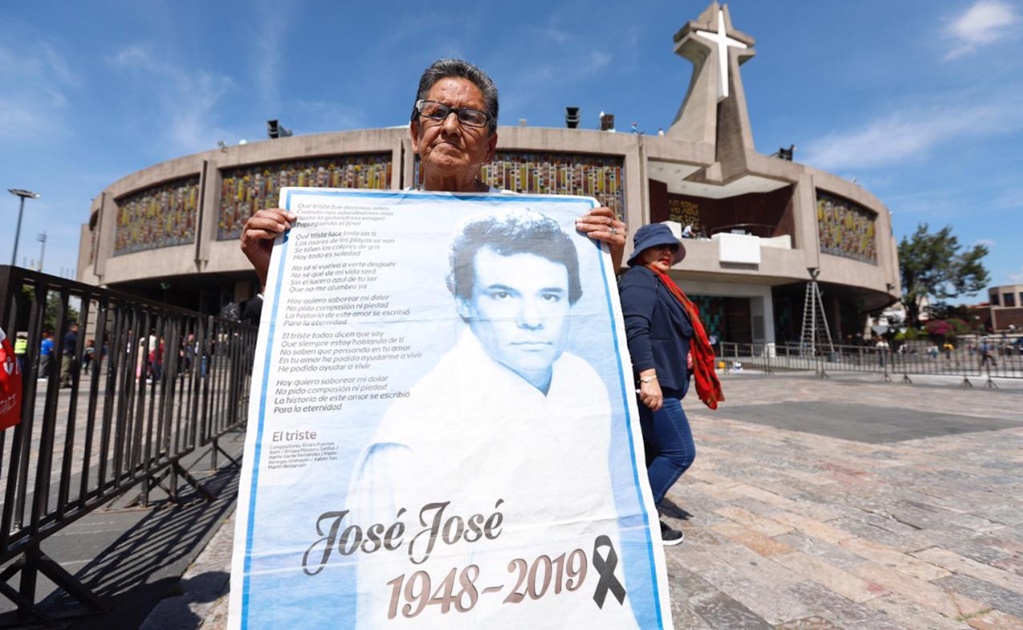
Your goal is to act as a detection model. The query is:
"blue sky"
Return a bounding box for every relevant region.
[2,0,1021,295]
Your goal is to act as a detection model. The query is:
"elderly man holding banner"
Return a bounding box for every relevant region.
[236,59,672,629]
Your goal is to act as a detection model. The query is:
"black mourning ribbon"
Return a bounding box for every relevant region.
[591,534,626,608]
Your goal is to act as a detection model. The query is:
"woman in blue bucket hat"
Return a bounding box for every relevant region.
[619,223,722,545]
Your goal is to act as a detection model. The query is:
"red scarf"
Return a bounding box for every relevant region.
[646,265,724,410]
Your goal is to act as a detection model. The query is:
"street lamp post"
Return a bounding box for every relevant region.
[8,189,40,267]
[37,231,47,272]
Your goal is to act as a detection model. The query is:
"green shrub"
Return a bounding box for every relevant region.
[946,318,971,335]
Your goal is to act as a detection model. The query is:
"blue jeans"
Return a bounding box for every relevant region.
[638,394,695,505]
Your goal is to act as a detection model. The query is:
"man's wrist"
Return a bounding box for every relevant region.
[639,373,657,383]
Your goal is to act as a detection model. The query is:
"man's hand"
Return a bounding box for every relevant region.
[240,208,296,290]
[576,207,627,270]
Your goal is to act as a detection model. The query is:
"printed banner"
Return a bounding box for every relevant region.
[230,189,672,629]
[0,327,22,431]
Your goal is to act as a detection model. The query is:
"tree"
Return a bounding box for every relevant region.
[44,292,80,333]
[9,288,81,334]
[899,223,989,327]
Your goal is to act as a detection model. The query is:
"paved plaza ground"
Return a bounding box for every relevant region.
[86,372,1023,628]
[662,372,1023,629]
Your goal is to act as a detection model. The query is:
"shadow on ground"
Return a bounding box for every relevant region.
[0,458,241,630]
[27,465,241,630]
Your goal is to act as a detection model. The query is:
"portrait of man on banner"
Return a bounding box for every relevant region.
[348,207,637,626]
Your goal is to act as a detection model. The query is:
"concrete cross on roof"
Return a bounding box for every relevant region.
[692,7,748,100]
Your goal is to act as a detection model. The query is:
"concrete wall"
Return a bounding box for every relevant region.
[80,124,900,318]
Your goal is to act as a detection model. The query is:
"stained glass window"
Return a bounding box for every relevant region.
[816,191,877,264]
[219,154,392,240]
[114,177,200,256]
[476,152,625,216]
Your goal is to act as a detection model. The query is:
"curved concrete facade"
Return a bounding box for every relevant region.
[79,2,899,345]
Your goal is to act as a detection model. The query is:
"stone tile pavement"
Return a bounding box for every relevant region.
[150,372,1023,629]
[662,372,1023,629]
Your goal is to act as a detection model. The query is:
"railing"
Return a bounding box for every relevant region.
[0,265,256,625]
[709,223,779,238]
[718,341,1023,384]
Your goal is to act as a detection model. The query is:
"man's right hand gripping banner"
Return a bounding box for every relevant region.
[230,190,673,628]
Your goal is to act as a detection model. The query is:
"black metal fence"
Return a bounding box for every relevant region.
[718,340,1023,385]
[0,265,255,624]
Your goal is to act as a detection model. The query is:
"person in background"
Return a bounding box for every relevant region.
[60,322,79,388]
[875,336,890,367]
[618,224,723,545]
[150,334,164,381]
[979,338,997,370]
[13,332,28,373]
[82,339,95,375]
[39,331,54,379]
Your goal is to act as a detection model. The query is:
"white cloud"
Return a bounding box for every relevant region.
[109,45,151,69]
[975,239,997,248]
[106,45,235,154]
[532,26,571,46]
[498,16,617,114]
[291,100,364,133]
[945,0,1019,59]
[252,1,293,109]
[800,91,1023,171]
[1009,266,1023,282]
[527,51,612,85]
[990,183,1023,211]
[0,43,75,140]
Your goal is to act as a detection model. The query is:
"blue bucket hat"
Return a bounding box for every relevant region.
[627,223,686,267]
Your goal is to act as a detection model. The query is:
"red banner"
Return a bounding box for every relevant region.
[0,327,22,430]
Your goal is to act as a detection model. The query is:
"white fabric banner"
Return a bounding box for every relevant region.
[230,189,672,629]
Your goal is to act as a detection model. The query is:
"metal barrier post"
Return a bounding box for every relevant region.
[964,351,980,387]
[896,350,912,384]
[985,360,999,389]
[0,266,255,620]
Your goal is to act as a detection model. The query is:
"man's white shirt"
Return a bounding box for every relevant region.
[351,329,637,628]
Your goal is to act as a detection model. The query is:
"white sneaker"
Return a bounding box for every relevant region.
[659,520,684,546]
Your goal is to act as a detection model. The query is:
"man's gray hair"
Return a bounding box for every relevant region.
[412,59,499,135]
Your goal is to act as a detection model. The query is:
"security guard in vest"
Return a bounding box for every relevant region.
[13,332,28,373]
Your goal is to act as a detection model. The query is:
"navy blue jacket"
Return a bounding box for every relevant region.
[619,266,693,396]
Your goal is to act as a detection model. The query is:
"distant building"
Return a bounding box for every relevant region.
[78,2,900,344]
[971,284,1023,332]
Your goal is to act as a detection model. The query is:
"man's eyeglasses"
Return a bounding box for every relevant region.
[415,99,491,129]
